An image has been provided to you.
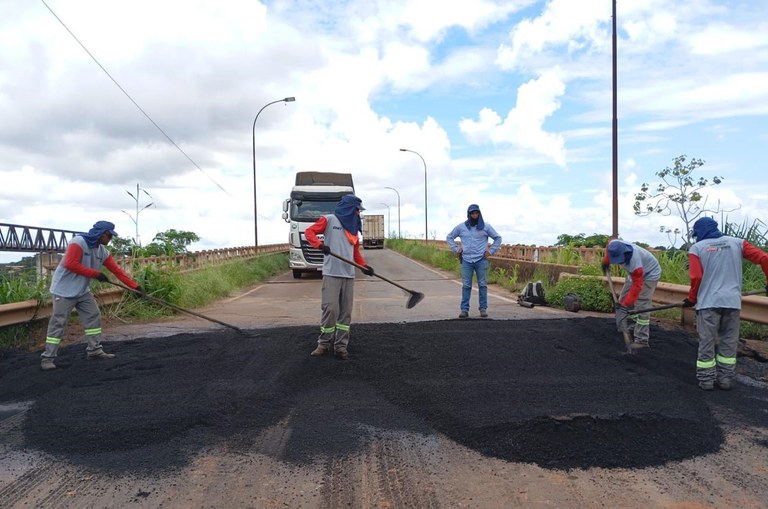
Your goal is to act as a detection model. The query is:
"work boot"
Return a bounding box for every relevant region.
[715,379,733,391]
[334,350,349,361]
[699,381,714,391]
[87,350,115,360]
[629,340,649,350]
[479,309,488,318]
[41,359,56,371]
[459,311,469,319]
[310,345,329,357]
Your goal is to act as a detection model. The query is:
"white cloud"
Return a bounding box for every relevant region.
[459,70,566,165]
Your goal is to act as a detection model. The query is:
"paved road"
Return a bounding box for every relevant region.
[106,248,582,340]
[3,249,766,509]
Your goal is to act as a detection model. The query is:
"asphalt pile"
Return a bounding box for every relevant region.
[2,317,763,473]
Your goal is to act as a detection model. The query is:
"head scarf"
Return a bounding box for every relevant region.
[607,240,633,265]
[464,204,485,230]
[81,220,119,248]
[334,194,365,235]
[692,217,722,242]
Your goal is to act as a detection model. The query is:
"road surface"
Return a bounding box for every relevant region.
[1,249,767,509]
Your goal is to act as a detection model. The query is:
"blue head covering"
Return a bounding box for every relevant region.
[692,217,722,242]
[334,194,365,235]
[607,240,633,264]
[81,220,119,248]
[464,204,485,230]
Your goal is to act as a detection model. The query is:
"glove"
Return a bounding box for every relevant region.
[601,262,610,273]
[362,265,374,276]
[320,244,331,255]
[96,273,109,282]
[682,298,695,308]
[614,302,628,312]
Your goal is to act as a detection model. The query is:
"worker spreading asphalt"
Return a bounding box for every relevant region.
[1,317,765,474]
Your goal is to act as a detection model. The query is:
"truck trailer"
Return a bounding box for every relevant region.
[282,172,354,278]
[362,214,385,249]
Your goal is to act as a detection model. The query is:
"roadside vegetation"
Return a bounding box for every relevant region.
[0,253,288,352]
[386,236,768,341]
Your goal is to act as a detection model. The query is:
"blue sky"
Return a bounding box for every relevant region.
[1,0,767,263]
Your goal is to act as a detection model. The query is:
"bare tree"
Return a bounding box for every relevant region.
[633,155,738,247]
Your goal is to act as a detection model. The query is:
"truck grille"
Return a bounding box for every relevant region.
[301,243,324,265]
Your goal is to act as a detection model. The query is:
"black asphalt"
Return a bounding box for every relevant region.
[1,317,765,473]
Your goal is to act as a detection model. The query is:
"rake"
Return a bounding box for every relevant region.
[327,250,425,309]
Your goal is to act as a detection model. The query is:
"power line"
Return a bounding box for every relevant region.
[41,0,231,195]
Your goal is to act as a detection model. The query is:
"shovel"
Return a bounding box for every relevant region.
[105,279,247,335]
[604,269,634,355]
[631,288,766,315]
[326,250,425,309]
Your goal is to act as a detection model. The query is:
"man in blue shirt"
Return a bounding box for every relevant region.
[446,204,502,318]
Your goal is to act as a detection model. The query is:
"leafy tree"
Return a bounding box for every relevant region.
[633,154,738,247]
[107,236,138,257]
[555,233,610,248]
[143,229,200,256]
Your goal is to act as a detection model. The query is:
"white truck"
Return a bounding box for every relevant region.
[282,172,354,278]
[362,214,385,249]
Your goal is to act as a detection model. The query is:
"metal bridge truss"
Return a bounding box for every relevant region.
[0,222,80,253]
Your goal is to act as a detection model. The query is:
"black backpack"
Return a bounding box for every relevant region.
[519,281,547,306]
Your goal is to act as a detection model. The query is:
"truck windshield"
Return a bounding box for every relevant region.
[291,200,339,221]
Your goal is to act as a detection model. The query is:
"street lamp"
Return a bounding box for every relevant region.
[380,203,391,238]
[399,148,427,244]
[252,96,295,248]
[384,186,401,238]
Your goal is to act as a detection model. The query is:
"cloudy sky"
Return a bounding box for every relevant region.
[2,0,767,263]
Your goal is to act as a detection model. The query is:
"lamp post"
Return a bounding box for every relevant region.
[384,186,401,238]
[380,203,391,238]
[399,148,427,244]
[252,96,295,248]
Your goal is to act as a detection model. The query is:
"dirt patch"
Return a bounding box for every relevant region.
[2,317,764,475]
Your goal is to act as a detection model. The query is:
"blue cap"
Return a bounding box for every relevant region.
[607,241,632,264]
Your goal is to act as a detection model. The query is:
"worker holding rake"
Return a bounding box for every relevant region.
[685,217,768,391]
[602,239,661,349]
[305,194,374,361]
[40,220,142,371]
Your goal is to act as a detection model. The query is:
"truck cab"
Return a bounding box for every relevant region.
[282,172,354,278]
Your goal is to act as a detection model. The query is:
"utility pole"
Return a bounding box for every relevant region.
[122,183,154,246]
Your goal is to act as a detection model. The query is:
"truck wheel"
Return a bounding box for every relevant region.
[292,270,302,279]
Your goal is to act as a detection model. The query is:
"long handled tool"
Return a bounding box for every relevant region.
[632,288,766,315]
[106,280,246,334]
[327,250,425,309]
[604,269,634,354]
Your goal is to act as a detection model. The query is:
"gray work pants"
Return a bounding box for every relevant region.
[616,279,658,344]
[41,292,105,360]
[696,308,740,384]
[318,276,355,353]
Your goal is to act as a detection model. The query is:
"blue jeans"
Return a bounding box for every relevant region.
[460,258,488,311]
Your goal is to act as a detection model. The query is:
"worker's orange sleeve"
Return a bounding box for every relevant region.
[743,241,768,280]
[621,267,644,307]
[103,256,139,289]
[304,216,327,248]
[687,253,703,303]
[62,244,102,279]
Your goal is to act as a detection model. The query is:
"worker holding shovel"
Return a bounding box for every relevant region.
[602,239,661,350]
[40,220,143,371]
[305,194,374,361]
[685,217,768,391]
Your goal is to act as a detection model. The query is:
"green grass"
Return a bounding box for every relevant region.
[0,253,289,352]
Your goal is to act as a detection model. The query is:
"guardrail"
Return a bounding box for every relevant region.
[3,241,766,328]
[562,273,768,326]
